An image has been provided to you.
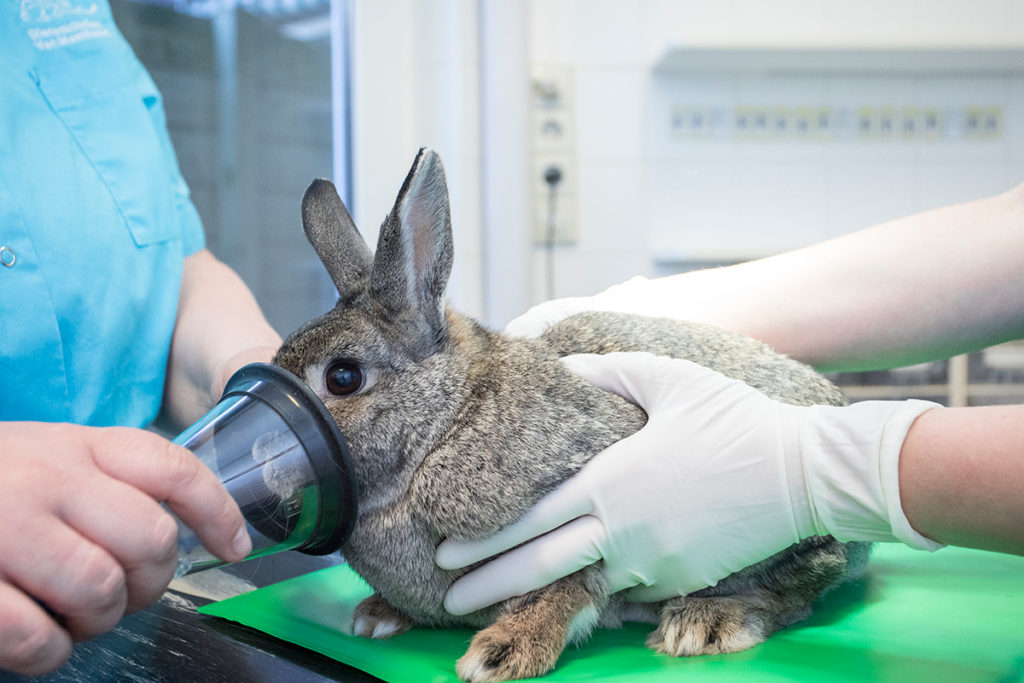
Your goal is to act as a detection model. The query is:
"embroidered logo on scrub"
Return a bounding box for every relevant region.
[20,0,97,23]
[20,0,109,50]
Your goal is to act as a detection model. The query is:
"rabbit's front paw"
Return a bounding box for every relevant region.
[352,593,414,639]
[456,621,563,683]
[646,596,768,656]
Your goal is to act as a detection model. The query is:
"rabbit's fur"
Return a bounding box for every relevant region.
[274,149,870,682]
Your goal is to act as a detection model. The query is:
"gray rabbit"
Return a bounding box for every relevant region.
[274,148,870,682]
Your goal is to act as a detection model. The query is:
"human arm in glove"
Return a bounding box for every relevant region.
[437,352,1024,616]
[507,183,1024,372]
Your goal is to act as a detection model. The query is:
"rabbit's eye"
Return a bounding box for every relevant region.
[325,362,364,396]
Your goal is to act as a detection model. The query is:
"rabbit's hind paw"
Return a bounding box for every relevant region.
[456,621,562,683]
[352,593,414,639]
[457,573,604,681]
[646,596,768,656]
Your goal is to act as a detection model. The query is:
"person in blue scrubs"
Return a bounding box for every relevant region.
[1,1,280,674]
[439,184,1024,616]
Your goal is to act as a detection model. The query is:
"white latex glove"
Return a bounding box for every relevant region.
[505,276,662,338]
[437,352,943,616]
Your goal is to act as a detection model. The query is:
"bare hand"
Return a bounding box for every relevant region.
[0,422,251,675]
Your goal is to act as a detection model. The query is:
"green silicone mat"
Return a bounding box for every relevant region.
[199,545,1024,682]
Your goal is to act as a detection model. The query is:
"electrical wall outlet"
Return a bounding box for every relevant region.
[531,64,578,246]
[533,109,573,153]
[531,155,578,243]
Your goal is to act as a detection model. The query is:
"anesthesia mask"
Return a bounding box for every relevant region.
[171,363,357,576]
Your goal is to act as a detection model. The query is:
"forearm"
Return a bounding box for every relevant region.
[660,183,1024,371]
[899,404,1024,556]
[164,250,282,427]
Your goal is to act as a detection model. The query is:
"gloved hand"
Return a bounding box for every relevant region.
[437,352,942,616]
[506,276,669,338]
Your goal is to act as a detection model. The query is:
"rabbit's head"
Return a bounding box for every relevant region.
[275,149,467,508]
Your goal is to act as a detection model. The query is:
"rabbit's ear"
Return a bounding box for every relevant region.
[370,148,454,348]
[302,178,373,303]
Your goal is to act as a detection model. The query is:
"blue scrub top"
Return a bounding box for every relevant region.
[0,0,205,427]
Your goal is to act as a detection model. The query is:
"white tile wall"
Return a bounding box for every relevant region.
[1014,2,1024,41]
[825,1,936,43]
[563,0,647,67]
[732,0,827,42]
[576,161,648,251]
[642,2,734,55]
[919,162,1010,208]
[826,161,920,233]
[525,0,1024,306]
[353,0,485,319]
[914,0,1016,44]
[531,246,652,301]
[648,159,737,254]
[574,68,648,161]
[354,0,1024,320]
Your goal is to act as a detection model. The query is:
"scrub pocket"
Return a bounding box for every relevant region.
[34,54,179,247]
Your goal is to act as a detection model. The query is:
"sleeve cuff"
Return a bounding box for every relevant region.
[879,399,946,552]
